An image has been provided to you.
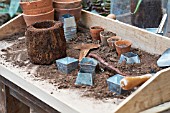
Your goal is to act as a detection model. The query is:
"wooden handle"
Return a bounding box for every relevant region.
[106,14,116,20]
[120,74,153,90]
[79,49,90,61]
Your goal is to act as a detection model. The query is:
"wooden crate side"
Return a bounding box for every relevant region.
[140,101,170,113]
[113,67,170,113]
[0,14,26,40]
[81,10,170,55]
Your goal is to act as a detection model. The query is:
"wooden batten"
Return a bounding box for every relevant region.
[0,14,26,40]
[0,83,6,113]
[81,10,170,55]
[140,101,170,113]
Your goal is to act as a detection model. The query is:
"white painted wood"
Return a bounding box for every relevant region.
[140,101,170,113]
[0,14,26,40]
[0,65,79,113]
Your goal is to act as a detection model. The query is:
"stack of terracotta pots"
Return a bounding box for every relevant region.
[20,0,54,26]
[53,0,82,22]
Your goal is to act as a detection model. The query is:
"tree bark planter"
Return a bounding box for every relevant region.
[115,40,132,57]
[54,5,82,22]
[90,26,104,41]
[53,0,82,9]
[23,9,54,26]
[25,20,66,65]
[100,31,116,46]
[107,36,121,49]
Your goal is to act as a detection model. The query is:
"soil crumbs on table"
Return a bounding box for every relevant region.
[0,25,162,100]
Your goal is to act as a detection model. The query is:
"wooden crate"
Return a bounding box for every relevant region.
[0,10,170,113]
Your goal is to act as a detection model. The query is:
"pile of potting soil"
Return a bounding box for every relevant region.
[0,24,162,100]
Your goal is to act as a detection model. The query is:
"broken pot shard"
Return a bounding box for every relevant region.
[157,48,170,67]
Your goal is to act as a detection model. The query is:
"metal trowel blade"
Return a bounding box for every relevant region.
[157,48,170,67]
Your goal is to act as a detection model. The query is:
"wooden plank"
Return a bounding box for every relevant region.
[5,87,30,113]
[81,10,170,55]
[0,14,26,40]
[0,65,79,113]
[10,89,47,113]
[113,67,170,113]
[164,0,170,37]
[140,101,170,113]
[0,82,6,113]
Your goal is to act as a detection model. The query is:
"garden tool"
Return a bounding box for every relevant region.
[157,48,170,67]
[120,74,153,90]
[74,43,100,61]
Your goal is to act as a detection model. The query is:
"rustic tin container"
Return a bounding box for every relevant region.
[119,52,140,64]
[107,74,127,95]
[75,70,95,86]
[56,57,78,74]
[79,57,98,73]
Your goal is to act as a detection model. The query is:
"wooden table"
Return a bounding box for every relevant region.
[1,10,170,113]
[0,65,80,113]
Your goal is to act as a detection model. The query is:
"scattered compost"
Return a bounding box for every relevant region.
[0,24,162,100]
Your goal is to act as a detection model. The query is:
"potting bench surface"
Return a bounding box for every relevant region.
[1,11,170,113]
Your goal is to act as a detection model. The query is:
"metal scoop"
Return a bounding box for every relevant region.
[157,48,170,67]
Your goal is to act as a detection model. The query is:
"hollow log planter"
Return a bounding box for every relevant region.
[25,20,66,65]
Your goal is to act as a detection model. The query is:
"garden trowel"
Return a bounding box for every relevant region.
[74,43,100,61]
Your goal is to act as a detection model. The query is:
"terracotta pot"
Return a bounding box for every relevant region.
[20,0,52,10]
[90,26,104,41]
[23,5,53,15]
[100,31,116,46]
[23,9,54,26]
[107,36,121,49]
[114,40,132,57]
[54,5,82,22]
[53,0,82,9]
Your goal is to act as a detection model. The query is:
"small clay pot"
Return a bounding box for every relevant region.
[54,5,82,22]
[53,0,82,9]
[100,31,116,46]
[114,40,132,57]
[90,26,104,41]
[107,36,121,49]
[20,0,52,10]
[23,5,53,15]
[23,9,54,26]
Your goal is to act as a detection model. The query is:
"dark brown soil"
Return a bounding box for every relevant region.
[0,24,162,100]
